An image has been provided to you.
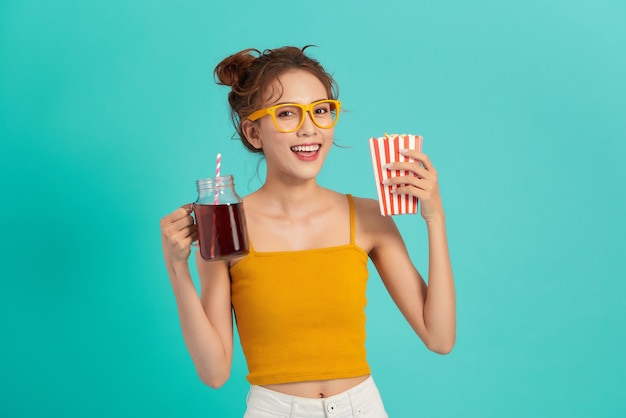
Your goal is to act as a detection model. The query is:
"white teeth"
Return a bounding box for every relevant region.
[291,145,320,152]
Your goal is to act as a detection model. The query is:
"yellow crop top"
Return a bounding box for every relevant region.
[229,194,371,385]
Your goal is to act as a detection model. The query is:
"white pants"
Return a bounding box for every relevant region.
[243,376,388,418]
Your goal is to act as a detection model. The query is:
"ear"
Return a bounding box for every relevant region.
[241,120,263,150]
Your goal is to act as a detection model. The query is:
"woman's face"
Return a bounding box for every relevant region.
[247,69,335,183]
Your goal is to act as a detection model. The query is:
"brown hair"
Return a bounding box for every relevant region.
[214,46,339,153]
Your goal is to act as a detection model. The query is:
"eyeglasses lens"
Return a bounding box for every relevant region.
[274,101,338,132]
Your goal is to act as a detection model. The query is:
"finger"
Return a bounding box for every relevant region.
[391,185,428,198]
[386,162,435,181]
[162,215,195,240]
[184,230,199,247]
[172,204,194,220]
[388,174,437,193]
[167,227,198,252]
[391,177,436,195]
[398,150,436,172]
[174,236,194,254]
[398,148,425,160]
[172,223,197,241]
[187,224,198,239]
[161,204,194,226]
[172,212,195,229]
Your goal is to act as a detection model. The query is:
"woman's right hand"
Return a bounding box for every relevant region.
[160,204,197,266]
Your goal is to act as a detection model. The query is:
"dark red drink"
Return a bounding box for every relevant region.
[194,203,249,260]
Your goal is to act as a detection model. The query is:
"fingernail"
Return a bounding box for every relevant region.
[383,164,393,170]
[382,179,390,185]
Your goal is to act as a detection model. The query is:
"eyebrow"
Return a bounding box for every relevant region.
[271,98,329,106]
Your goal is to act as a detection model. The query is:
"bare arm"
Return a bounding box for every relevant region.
[365,150,456,354]
[160,205,233,388]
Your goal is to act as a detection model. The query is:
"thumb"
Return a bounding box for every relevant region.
[181,203,194,214]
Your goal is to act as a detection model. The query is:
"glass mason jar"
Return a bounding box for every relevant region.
[193,175,249,260]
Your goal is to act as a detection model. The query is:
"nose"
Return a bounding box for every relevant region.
[297,110,317,136]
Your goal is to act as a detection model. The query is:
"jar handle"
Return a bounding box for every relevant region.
[190,202,199,248]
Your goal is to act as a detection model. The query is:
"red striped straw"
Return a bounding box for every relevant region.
[210,153,221,259]
[214,153,221,204]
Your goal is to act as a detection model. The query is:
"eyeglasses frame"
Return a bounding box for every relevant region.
[247,99,342,133]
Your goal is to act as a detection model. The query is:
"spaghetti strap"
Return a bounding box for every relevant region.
[347,194,355,244]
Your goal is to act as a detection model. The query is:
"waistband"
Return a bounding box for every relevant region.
[245,376,387,417]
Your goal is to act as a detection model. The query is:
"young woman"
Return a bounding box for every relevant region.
[160,46,455,417]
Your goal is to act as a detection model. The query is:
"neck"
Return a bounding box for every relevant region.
[257,176,325,217]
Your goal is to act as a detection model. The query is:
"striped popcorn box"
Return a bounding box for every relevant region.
[369,134,423,216]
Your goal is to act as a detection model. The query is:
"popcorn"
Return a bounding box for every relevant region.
[368,133,423,216]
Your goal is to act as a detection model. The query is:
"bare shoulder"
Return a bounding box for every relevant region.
[350,195,399,253]
[351,196,379,211]
[351,196,392,227]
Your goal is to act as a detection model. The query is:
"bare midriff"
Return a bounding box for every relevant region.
[262,374,370,399]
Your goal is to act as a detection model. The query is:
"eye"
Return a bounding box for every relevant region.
[276,105,299,119]
[313,104,331,115]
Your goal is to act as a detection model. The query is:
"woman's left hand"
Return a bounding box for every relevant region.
[383,149,444,222]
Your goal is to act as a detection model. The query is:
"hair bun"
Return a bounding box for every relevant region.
[214,48,260,87]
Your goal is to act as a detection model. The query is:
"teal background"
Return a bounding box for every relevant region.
[1,0,625,416]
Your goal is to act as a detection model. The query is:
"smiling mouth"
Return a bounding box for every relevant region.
[291,144,320,154]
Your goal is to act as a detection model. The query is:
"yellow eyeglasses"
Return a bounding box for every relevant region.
[247,99,342,133]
